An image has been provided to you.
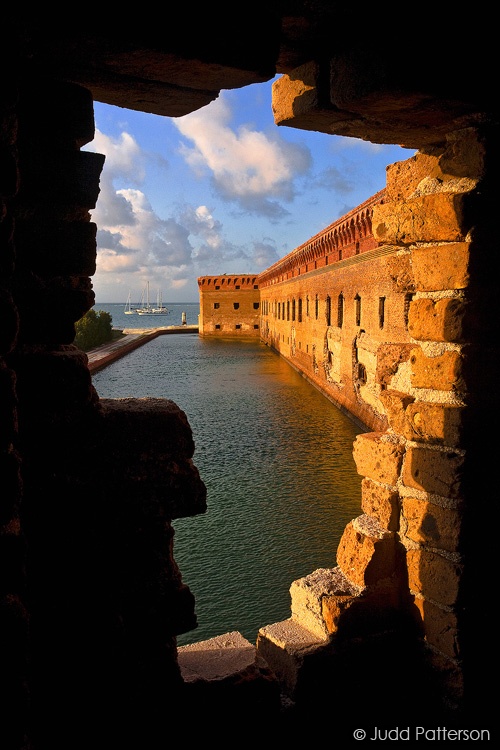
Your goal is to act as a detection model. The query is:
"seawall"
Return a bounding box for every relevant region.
[86,325,199,373]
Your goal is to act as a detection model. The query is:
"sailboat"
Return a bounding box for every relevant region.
[137,282,169,315]
[124,291,136,314]
[150,289,169,315]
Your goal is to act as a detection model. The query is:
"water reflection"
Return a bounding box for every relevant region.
[92,336,362,645]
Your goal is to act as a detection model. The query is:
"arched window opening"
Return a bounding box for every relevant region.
[355,295,361,327]
[337,293,344,328]
[379,297,385,328]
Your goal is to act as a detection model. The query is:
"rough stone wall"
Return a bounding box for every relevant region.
[327,131,492,716]
[1,79,207,749]
[255,130,495,723]
[0,73,28,750]
[359,133,488,712]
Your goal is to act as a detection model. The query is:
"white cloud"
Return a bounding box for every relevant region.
[329,135,387,153]
[88,96,367,301]
[86,131,197,291]
[180,204,224,247]
[311,166,355,194]
[100,188,194,270]
[90,129,146,179]
[174,94,312,213]
[88,130,259,288]
[252,240,280,268]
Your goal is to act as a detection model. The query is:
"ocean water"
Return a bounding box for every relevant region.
[92,301,201,331]
[91,307,363,646]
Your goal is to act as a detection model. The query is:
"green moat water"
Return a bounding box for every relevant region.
[91,329,363,646]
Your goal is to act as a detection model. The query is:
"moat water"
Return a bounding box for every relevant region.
[91,303,363,646]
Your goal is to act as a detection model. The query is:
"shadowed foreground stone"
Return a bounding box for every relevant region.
[177,631,282,717]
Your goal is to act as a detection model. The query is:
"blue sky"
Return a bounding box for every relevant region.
[85,76,415,304]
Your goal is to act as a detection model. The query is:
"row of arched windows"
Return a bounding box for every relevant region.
[262,292,414,330]
[264,293,353,328]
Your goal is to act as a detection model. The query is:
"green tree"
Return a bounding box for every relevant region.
[74,309,114,351]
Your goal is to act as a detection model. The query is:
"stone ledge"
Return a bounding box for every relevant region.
[178,630,263,683]
[177,631,282,717]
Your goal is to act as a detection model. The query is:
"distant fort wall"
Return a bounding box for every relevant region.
[198,189,411,431]
[198,274,261,337]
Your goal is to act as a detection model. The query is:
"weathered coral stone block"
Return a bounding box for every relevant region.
[413,597,459,659]
[289,571,333,639]
[336,515,397,588]
[406,549,462,606]
[353,432,404,486]
[376,344,413,389]
[411,243,470,291]
[379,390,415,435]
[410,347,463,391]
[323,579,402,636]
[404,402,465,446]
[361,477,399,531]
[15,220,98,276]
[408,297,466,342]
[385,152,440,201]
[290,567,359,638]
[402,446,464,498]
[272,61,334,131]
[402,497,461,553]
[256,618,325,697]
[386,253,415,292]
[372,194,464,245]
[273,63,317,117]
[321,594,357,633]
[439,128,487,180]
